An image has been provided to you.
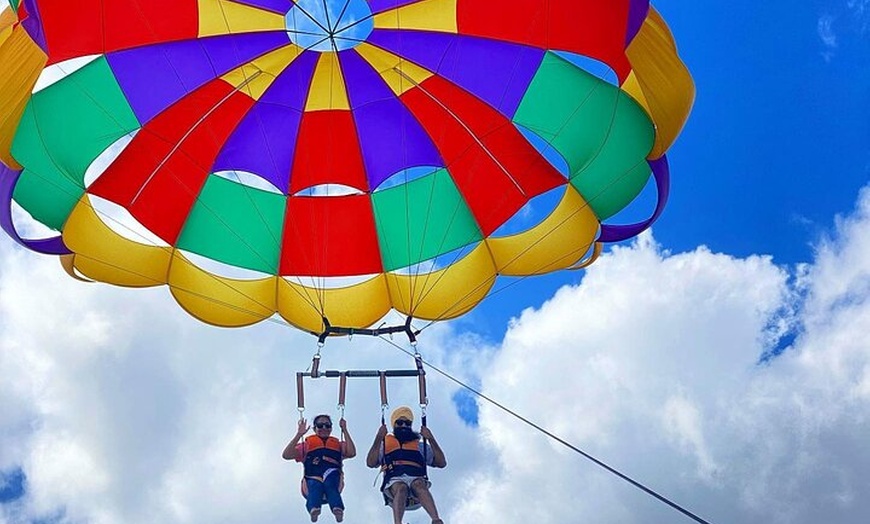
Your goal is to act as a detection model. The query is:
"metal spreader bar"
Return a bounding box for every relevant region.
[300,369,423,379]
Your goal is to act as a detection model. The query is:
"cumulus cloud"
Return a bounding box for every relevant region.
[451,187,870,524]
[3,183,870,524]
[0,238,485,523]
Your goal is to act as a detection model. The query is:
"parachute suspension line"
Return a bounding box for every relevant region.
[323,24,345,311]
[391,68,526,197]
[32,14,584,334]
[216,0,349,321]
[396,12,426,315]
[378,337,714,524]
[396,9,555,321]
[57,251,306,328]
[405,61,654,325]
[205,0,296,281]
[28,53,616,339]
[399,4,551,315]
[23,62,328,321]
[30,38,340,320]
[131,71,263,206]
[385,67,530,319]
[414,149,658,333]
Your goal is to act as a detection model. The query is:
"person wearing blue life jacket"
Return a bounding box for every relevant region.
[365,406,447,524]
[284,415,357,522]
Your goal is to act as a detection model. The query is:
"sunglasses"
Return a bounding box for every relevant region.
[394,419,412,427]
[314,423,332,429]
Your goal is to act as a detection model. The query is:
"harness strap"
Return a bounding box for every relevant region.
[296,372,305,419]
[390,459,422,467]
[415,350,429,480]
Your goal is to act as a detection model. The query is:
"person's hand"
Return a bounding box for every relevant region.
[420,426,434,440]
[339,418,348,432]
[296,418,309,438]
[376,423,388,440]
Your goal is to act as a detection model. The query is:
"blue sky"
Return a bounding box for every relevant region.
[655,0,869,261]
[464,0,870,338]
[1,2,870,524]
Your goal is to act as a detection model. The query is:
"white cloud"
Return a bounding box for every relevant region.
[0,240,485,523]
[2,182,870,524]
[451,187,870,524]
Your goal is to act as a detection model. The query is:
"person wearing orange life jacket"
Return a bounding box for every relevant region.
[365,406,447,524]
[283,415,357,523]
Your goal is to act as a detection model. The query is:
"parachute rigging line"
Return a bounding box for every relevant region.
[407,92,653,323]
[378,336,714,524]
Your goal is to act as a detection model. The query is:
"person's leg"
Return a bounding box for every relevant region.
[389,482,409,524]
[323,473,344,522]
[305,479,324,521]
[410,478,441,523]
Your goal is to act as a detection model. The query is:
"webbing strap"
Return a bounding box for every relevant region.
[296,372,305,419]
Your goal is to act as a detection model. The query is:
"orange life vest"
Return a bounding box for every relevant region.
[303,435,343,480]
[382,434,426,480]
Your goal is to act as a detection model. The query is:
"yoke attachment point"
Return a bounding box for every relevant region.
[317,316,419,345]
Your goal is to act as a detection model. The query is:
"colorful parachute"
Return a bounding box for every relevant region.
[0,0,693,333]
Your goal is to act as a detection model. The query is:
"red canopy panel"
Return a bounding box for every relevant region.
[289,110,369,194]
[400,75,564,236]
[39,0,199,65]
[280,193,383,277]
[458,0,632,80]
[89,79,255,244]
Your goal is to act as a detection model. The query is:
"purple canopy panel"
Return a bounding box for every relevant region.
[108,31,292,124]
[367,0,421,14]
[626,0,651,45]
[231,0,293,14]
[0,163,70,255]
[212,50,320,193]
[369,29,545,119]
[340,50,444,189]
[20,0,48,53]
[598,155,670,243]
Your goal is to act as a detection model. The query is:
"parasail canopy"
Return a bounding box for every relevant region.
[0,0,694,334]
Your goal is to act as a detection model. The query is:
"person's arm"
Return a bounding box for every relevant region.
[282,419,309,460]
[339,418,357,459]
[420,427,447,468]
[366,423,388,468]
